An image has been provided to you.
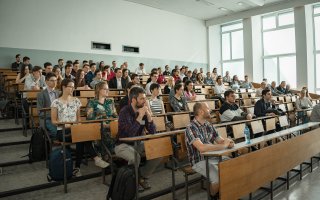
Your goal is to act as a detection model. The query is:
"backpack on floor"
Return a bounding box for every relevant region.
[106,165,136,200]
[22,128,46,162]
[47,148,73,182]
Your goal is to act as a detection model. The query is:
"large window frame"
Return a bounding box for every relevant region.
[262,10,296,87]
[313,4,320,92]
[220,21,244,78]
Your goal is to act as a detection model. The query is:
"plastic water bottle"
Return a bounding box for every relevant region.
[244,126,251,144]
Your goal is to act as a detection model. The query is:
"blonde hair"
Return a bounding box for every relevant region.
[95,81,108,98]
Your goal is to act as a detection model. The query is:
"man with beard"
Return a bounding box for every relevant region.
[115,86,162,192]
[219,90,253,122]
[185,102,234,197]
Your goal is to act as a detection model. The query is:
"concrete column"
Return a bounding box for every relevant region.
[294,5,315,91]
[243,16,263,83]
[208,25,222,75]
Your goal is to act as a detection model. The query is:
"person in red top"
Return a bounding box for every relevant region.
[172,69,181,83]
[102,65,115,81]
[157,67,166,84]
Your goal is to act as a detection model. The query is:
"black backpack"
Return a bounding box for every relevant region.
[47,148,73,182]
[107,165,136,200]
[26,128,46,162]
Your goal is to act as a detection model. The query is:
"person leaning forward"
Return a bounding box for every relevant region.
[185,102,234,197]
[115,86,162,192]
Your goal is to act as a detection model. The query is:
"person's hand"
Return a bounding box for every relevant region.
[137,106,147,117]
[223,139,231,148]
[84,85,90,90]
[246,114,253,120]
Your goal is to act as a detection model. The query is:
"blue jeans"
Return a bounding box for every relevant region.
[45,118,57,140]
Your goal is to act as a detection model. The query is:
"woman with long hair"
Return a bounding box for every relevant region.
[195,73,204,85]
[164,76,175,94]
[51,79,109,177]
[169,83,188,112]
[16,64,31,83]
[87,82,118,154]
[53,66,63,90]
[122,68,131,84]
[74,69,89,89]
[184,80,197,101]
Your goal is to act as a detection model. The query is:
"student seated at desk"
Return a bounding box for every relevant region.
[37,73,60,141]
[185,102,234,197]
[169,83,188,112]
[16,64,31,84]
[87,82,118,155]
[115,86,162,191]
[254,88,279,117]
[51,79,109,177]
[219,90,253,122]
[296,89,312,110]
[310,103,320,122]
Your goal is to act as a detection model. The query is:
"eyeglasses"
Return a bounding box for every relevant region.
[66,86,75,89]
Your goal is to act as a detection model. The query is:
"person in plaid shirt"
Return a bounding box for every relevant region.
[185,102,234,197]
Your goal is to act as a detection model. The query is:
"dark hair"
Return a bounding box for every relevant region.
[32,66,42,72]
[90,63,96,68]
[262,89,271,96]
[53,66,60,73]
[224,89,235,98]
[58,58,63,62]
[65,63,72,70]
[23,56,30,62]
[114,68,121,73]
[75,69,86,88]
[125,82,136,94]
[66,60,72,65]
[60,79,75,93]
[112,61,116,64]
[45,72,57,81]
[16,54,20,58]
[20,64,30,79]
[94,69,101,77]
[174,83,183,93]
[184,80,193,91]
[150,71,158,78]
[82,60,88,64]
[193,102,203,116]
[123,68,129,75]
[129,86,145,101]
[151,68,157,74]
[131,73,139,80]
[139,63,144,67]
[44,62,52,68]
[73,61,80,65]
[150,83,160,93]
[216,75,222,82]
[83,63,89,68]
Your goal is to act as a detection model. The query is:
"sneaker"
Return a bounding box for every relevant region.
[139,179,151,190]
[95,157,110,168]
[73,167,82,177]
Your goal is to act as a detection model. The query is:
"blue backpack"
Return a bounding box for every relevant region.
[47,148,73,182]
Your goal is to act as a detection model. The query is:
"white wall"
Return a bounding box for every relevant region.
[0,0,207,64]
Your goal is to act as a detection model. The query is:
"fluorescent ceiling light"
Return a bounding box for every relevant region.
[219,7,228,11]
[246,0,265,6]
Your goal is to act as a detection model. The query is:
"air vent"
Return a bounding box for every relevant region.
[123,45,139,53]
[92,42,111,50]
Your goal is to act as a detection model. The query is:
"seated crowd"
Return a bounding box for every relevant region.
[7,53,320,197]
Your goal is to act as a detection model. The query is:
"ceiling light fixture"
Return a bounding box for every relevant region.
[237,2,244,6]
[219,7,228,11]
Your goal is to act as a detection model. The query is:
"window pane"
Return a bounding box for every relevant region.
[221,23,243,32]
[263,58,278,84]
[314,6,320,15]
[263,28,296,55]
[222,61,244,79]
[263,16,276,30]
[278,12,294,26]
[222,33,231,60]
[279,56,296,88]
[231,30,244,59]
[316,54,320,88]
[315,16,320,51]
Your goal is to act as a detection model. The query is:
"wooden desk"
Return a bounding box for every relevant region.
[202,122,320,200]
[213,116,274,128]
[119,129,185,200]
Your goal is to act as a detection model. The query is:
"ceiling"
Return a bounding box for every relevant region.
[123,0,290,20]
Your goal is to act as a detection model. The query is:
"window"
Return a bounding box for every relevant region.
[262,10,296,87]
[221,21,244,78]
[314,5,320,89]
